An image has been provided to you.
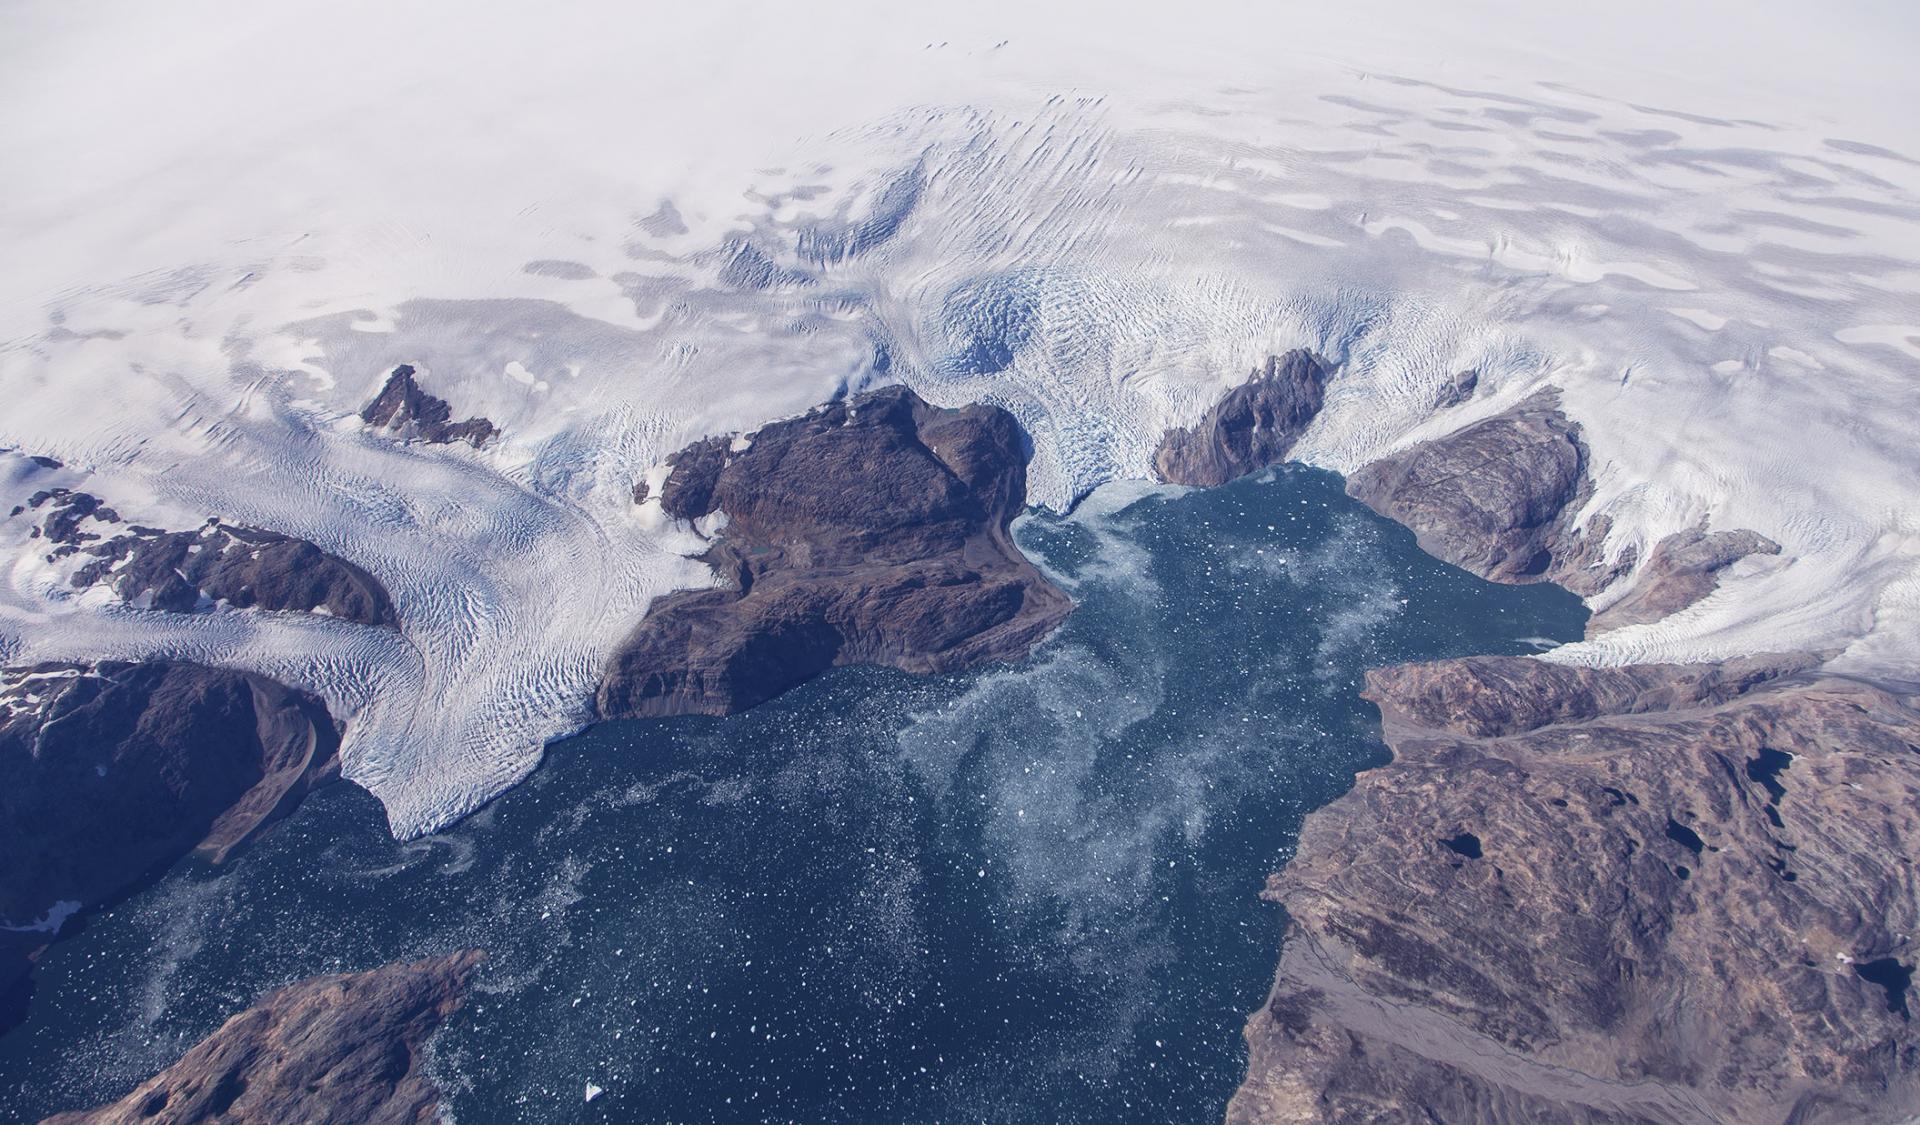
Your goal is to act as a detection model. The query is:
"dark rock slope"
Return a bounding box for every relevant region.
[1344,390,1627,594]
[361,364,498,448]
[1344,390,1779,617]
[0,661,339,1034]
[1154,352,1331,487]
[600,384,1072,717]
[43,951,483,1125]
[16,488,397,627]
[1230,654,1920,1123]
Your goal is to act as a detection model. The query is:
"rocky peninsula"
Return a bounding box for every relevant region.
[600,384,1072,717]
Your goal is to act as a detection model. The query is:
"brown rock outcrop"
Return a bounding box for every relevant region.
[18,488,398,628]
[361,364,498,448]
[1589,526,1782,635]
[43,951,483,1125]
[600,384,1072,718]
[0,661,339,1033]
[1231,654,1920,1124]
[1344,390,1630,595]
[1154,352,1331,487]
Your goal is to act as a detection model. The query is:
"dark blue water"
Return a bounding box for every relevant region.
[0,466,1586,1122]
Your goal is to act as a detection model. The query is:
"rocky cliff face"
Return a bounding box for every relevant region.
[16,488,398,627]
[360,364,498,448]
[0,661,339,1034]
[601,384,1072,717]
[43,951,483,1125]
[1154,352,1330,487]
[1230,655,1920,1124]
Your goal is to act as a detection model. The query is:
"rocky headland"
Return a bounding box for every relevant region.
[43,951,483,1125]
[1342,389,1627,595]
[0,661,339,1035]
[600,384,1072,717]
[1342,391,1777,617]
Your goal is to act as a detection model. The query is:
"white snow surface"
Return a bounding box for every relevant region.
[3,0,1918,836]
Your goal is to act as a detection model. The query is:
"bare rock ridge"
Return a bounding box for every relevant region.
[43,951,483,1125]
[1230,655,1920,1124]
[15,487,398,627]
[360,364,498,448]
[1343,391,1777,619]
[600,384,1072,718]
[0,661,339,1036]
[1154,351,1331,487]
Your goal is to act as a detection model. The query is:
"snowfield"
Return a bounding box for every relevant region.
[3,0,1917,835]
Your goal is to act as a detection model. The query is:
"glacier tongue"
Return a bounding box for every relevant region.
[2,2,1918,835]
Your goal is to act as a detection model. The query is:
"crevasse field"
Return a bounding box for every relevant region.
[2,0,1918,837]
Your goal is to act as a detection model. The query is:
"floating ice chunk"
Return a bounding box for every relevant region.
[2,900,81,934]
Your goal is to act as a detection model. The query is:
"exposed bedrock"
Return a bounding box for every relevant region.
[600,384,1073,718]
[1344,390,1628,594]
[1343,391,1782,621]
[360,363,498,448]
[1588,525,1782,635]
[17,488,398,627]
[1230,654,1920,1124]
[0,661,339,1034]
[43,950,483,1125]
[1153,351,1331,487]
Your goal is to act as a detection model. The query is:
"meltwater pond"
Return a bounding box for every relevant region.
[1,466,1586,1122]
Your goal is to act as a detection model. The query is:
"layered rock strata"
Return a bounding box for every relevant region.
[44,951,483,1125]
[601,384,1072,717]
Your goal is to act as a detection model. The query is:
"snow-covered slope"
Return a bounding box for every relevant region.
[3,0,1917,835]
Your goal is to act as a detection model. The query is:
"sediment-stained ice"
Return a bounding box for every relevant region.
[3,0,1917,834]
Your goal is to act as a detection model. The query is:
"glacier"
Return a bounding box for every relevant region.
[2,0,1918,836]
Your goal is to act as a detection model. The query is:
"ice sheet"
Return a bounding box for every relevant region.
[3,0,1917,834]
